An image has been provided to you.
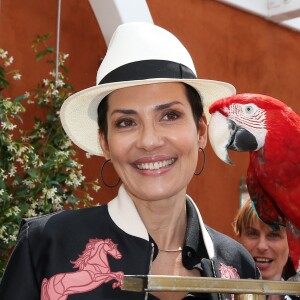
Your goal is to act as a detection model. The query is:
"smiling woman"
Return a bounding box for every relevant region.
[98,83,203,203]
[0,22,260,300]
[233,198,297,299]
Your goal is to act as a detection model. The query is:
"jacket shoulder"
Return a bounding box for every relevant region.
[206,226,260,279]
[18,206,108,241]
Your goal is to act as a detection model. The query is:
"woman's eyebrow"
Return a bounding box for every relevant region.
[154,101,182,111]
[111,109,137,116]
[111,101,183,116]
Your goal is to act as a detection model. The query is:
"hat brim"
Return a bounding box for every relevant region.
[60,78,235,156]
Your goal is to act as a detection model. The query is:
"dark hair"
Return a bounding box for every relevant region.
[97,83,204,140]
[282,256,296,280]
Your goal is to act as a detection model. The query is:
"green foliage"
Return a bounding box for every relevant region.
[0,39,100,278]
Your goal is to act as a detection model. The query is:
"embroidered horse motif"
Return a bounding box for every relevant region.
[41,238,123,300]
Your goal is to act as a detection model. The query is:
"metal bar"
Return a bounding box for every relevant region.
[121,275,300,295]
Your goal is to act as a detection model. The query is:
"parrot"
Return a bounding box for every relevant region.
[208,93,300,275]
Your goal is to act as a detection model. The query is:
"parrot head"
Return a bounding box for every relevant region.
[208,93,288,164]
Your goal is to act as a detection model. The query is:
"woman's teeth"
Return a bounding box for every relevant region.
[137,158,175,170]
[254,258,272,263]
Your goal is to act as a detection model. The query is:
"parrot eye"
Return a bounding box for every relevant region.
[243,104,257,116]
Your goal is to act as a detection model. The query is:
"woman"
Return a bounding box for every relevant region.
[0,22,259,300]
[233,198,296,299]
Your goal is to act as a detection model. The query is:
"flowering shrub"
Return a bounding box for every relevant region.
[0,35,100,278]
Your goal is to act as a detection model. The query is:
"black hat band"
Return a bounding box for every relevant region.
[99,60,197,85]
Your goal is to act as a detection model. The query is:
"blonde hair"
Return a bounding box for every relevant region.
[233,198,288,237]
[233,198,296,279]
[233,198,261,237]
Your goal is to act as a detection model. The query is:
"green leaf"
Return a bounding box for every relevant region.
[13,94,25,103]
[27,170,39,179]
[36,47,54,61]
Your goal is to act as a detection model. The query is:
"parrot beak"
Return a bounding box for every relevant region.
[208,111,258,165]
[208,111,234,165]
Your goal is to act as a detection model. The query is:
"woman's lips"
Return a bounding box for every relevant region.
[253,257,274,270]
[136,158,176,170]
[254,257,273,264]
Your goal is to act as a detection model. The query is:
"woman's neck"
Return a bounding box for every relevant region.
[130,193,187,250]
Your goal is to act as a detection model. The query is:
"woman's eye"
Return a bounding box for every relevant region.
[268,231,282,239]
[245,229,259,237]
[162,111,180,121]
[116,118,135,128]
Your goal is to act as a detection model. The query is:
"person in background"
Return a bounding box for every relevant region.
[233,198,296,300]
[0,22,260,300]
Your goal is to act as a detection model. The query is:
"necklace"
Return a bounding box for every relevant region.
[158,247,182,252]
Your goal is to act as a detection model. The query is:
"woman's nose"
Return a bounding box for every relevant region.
[136,123,164,151]
[256,237,269,252]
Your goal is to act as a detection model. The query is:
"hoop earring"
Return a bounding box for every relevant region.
[100,159,121,188]
[194,147,206,176]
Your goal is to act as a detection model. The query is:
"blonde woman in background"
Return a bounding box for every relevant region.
[233,198,296,300]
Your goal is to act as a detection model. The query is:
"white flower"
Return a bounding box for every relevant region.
[26,208,38,217]
[13,73,21,80]
[0,49,8,58]
[12,206,21,215]
[52,89,59,96]
[2,237,8,244]
[7,144,15,152]
[1,122,8,130]
[16,157,24,164]
[43,79,49,86]
[45,187,58,199]
[21,136,29,142]
[0,189,4,195]
[33,122,41,130]
[49,70,56,77]
[86,152,92,159]
[24,91,30,98]
[10,234,17,242]
[8,166,17,177]
[55,79,64,87]
[70,160,78,167]
[61,139,72,150]
[7,123,17,130]
[93,184,101,192]
[4,56,14,66]
[86,194,94,202]
[23,179,35,189]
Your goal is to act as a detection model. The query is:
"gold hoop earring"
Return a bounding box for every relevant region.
[194,147,206,176]
[100,159,121,188]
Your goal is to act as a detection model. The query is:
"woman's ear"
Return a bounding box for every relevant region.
[198,116,208,148]
[99,131,110,160]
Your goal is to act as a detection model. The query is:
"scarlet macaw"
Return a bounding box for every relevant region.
[208,93,300,275]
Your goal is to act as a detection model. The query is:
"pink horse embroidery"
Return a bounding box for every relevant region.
[41,238,124,300]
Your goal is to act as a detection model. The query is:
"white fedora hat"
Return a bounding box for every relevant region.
[60,22,235,156]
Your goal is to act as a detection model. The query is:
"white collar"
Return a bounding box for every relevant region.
[108,185,214,258]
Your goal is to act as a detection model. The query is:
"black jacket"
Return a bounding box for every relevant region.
[0,186,260,299]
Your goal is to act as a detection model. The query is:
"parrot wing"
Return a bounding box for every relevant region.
[246,159,285,228]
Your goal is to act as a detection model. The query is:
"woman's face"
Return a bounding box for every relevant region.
[239,219,289,280]
[99,82,207,202]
